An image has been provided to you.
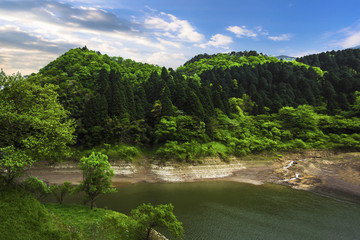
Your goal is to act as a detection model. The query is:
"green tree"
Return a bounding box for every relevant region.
[22,176,50,200]
[160,85,175,116]
[0,75,76,161]
[78,152,115,209]
[353,91,360,114]
[184,90,205,120]
[0,146,33,186]
[49,181,74,204]
[131,203,184,240]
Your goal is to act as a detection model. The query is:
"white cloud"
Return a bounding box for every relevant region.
[145,52,187,68]
[268,33,293,41]
[144,12,204,42]
[0,1,192,74]
[227,25,257,38]
[341,32,360,48]
[335,22,360,48]
[227,25,292,42]
[156,38,182,49]
[198,34,233,49]
[0,48,59,75]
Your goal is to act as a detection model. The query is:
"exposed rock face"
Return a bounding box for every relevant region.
[272,151,360,202]
[23,150,360,202]
[111,163,137,175]
[150,157,246,182]
[23,157,272,185]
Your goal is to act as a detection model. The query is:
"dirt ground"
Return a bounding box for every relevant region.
[271,150,360,203]
[23,150,360,203]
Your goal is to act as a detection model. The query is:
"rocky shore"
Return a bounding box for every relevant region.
[23,150,360,203]
[272,150,360,203]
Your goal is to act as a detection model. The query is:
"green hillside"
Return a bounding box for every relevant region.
[1,47,360,162]
[177,51,324,77]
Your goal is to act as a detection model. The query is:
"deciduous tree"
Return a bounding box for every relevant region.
[0,74,75,161]
[78,152,115,209]
[131,203,184,240]
[0,146,33,185]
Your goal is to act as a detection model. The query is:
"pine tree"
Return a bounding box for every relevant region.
[160,85,174,116]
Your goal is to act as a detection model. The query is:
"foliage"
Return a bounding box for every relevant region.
[179,51,324,77]
[99,211,139,240]
[46,202,184,240]
[154,115,207,143]
[9,47,360,161]
[0,190,76,240]
[46,203,112,239]
[0,74,76,161]
[0,145,34,185]
[155,141,209,163]
[22,176,50,200]
[79,144,141,162]
[49,181,74,204]
[353,91,360,114]
[78,152,116,209]
[130,203,184,240]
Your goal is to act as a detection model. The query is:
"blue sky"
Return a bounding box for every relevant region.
[1,0,360,74]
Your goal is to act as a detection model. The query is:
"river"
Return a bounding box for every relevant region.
[63,182,360,239]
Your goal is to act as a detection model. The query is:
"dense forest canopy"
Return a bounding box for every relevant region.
[2,47,360,162]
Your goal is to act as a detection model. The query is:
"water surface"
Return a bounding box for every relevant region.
[65,182,360,239]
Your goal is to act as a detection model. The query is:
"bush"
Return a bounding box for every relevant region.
[155,141,208,163]
[79,144,141,162]
[99,211,139,240]
[49,181,74,204]
[22,176,50,200]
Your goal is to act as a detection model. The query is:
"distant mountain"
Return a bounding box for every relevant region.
[275,55,296,61]
[350,45,360,49]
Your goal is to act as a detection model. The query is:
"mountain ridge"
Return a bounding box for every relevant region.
[3,46,360,162]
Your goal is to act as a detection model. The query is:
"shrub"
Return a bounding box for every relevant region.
[22,176,50,200]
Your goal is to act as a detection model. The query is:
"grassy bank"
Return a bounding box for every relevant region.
[0,189,136,240]
[0,189,76,240]
[1,189,177,240]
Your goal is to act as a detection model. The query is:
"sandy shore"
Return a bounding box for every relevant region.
[23,151,360,203]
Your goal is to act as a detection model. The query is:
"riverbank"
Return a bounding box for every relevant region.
[272,150,360,203]
[23,150,360,203]
[23,156,275,185]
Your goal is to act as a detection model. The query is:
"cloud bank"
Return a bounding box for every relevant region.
[0,0,203,74]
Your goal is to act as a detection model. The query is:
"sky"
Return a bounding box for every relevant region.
[1,0,360,75]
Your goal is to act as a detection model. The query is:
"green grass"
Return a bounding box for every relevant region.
[45,203,139,240]
[46,203,108,239]
[0,189,76,240]
[0,189,137,240]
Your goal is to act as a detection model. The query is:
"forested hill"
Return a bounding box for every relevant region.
[17,47,360,160]
[296,49,360,112]
[177,51,323,77]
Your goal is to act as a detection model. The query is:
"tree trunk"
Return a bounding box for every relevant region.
[146,227,152,240]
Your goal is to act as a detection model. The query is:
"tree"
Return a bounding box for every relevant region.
[22,176,50,200]
[353,91,360,115]
[131,203,184,240]
[78,152,115,209]
[49,181,74,204]
[0,145,34,186]
[0,74,76,161]
[160,84,175,116]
